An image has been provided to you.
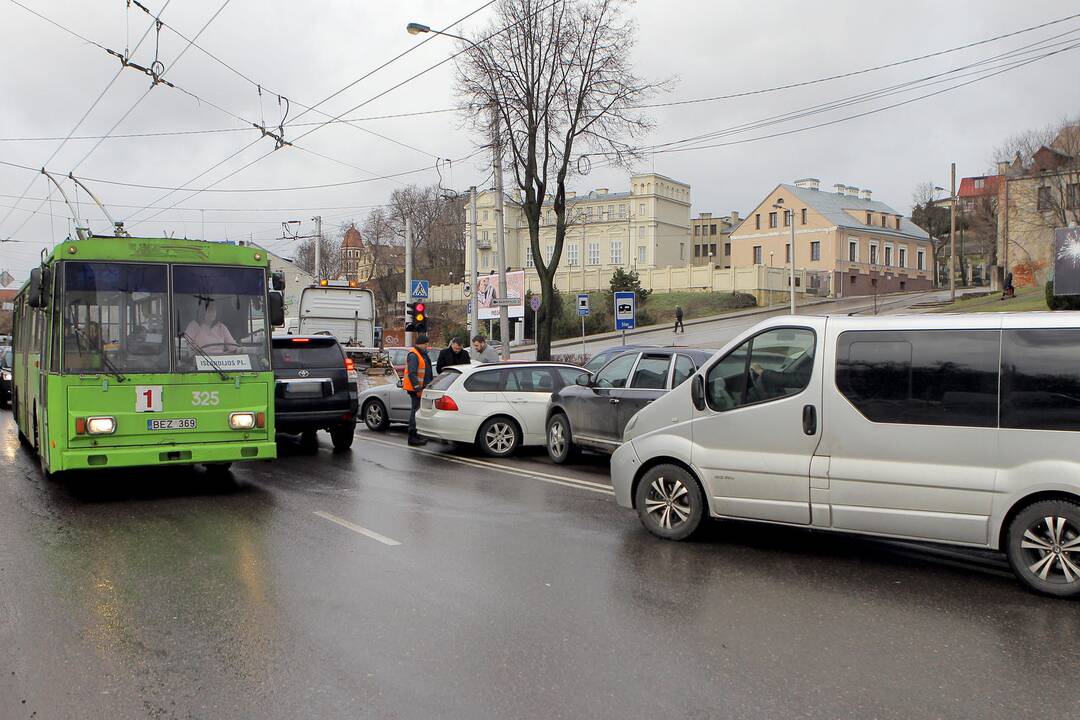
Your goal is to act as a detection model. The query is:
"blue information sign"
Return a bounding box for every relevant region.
[614,291,636,330]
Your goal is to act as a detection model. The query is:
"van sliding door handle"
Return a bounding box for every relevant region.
[802,404,817,435]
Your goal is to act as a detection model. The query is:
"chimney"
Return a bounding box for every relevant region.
[996,161,1010,175]
[859,188,873,201]
[595,188,609,196]
[699,212,712,219]
[833,183,847,194]
[846,185,860,197]
[730,210,740,222]
[794,178,820,190]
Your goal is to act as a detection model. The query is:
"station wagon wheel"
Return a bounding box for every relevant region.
[1006,499,1080,599]
[634,464,705,541]
[362,399,389,431]
[478,416,519,458]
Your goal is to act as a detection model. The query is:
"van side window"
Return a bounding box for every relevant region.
[1002,328,1080,431]
[706,327,816,411]
[836,330,998,427]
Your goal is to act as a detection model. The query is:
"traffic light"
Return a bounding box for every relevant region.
[406,301,428,333]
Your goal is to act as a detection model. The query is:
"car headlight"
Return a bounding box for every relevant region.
[229,412,256,430]
[85,416,116,435]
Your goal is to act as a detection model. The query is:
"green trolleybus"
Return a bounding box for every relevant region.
[12,236,285,474]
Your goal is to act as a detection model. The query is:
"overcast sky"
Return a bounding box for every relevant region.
[1,0,1078,282]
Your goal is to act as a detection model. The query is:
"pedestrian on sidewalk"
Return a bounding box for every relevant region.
[674,305,685,334]
[403,334,433,446]
[436,337,470,373]
[469,334,500,363]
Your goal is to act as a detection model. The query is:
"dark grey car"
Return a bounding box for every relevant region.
[546,348,713,463]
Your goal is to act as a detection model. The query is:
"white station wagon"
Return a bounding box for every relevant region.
[417,362,587,457]
[611,312,1080,598]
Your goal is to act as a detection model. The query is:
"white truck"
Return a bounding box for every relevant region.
[297,284,377,349]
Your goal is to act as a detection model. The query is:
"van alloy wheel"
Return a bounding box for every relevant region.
[1019,515,1080,584]
[644,476,692,530]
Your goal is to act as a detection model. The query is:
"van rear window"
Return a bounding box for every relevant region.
[836,329,998,427]
[1002,329,1080,431]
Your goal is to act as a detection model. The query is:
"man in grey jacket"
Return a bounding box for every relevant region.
[469,335,500,363]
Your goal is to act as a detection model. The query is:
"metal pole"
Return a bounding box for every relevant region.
[469,185,479,335]
[314,215,322,281]
[491,105,510,360]
[949,163,956,303]
[581,315,585,359]
[405,217,413,347]
[789,211,796,314]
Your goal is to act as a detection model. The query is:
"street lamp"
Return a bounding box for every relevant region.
[407,20,511,356]
[772,199,796,314]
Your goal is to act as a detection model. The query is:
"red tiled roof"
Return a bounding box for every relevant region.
[958,175,1001,199]
[342,226,364,249]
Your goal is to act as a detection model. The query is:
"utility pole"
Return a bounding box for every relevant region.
[949,163,957,303]
[491,104,510,360]
[469,186,479,335]
[789,212,796,315]
[313,215,322,281]
[405,216,413,347]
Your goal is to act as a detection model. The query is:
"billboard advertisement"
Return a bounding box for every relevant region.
[1054,226,1080,296]
[476,270,525,319]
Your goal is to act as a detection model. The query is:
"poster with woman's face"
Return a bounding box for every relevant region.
[477,270,525,320]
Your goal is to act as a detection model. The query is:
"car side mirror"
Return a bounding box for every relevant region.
[396,379,404,389]
[27,268,45,308]
[575,373,591,388]
[691,374,706,411]
[268,291,285,327]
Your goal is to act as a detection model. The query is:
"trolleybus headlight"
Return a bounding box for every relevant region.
[85,416,116,435]
[229,412,256,430]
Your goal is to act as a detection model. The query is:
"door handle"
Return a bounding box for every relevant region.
[609,398,620,404]
[802,404,817,435]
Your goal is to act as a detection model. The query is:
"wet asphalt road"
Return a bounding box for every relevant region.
[1,411,1079,720]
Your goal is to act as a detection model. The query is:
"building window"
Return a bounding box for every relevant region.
[811,241,821,261]
[768,212,778,228]
[1038,186,1053,211]
[755,213,761,230]
[587,242,599,266]
[694,225,700,236]
[694,244,701,257]
[724,242,731,256]
[710,224,717,236]
[885,246,893,266]
[895,216,901,230]
[586,207,594,220]
[783,210,791,227]
[637,246,647,264]
[869,244,878,265]
[525,246,534,268]
[483,210,489,221]
[610,240,622,265]
[881,214,887,228]
[899,247,907,268]
[866,211,872,225]
[849,240,858,262]
[638,226,645,239]
[801,208,808,225]
[638,203,645,215]
[753,245,763,264]
[619,204,627,219]
[544,244,554,263]
[1067,183,1080,209]
[785,243,791,263]
[917,249,926,270]
[974,178,985,189]
[567,243,579,266]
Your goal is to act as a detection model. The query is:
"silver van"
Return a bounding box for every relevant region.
[610,313,1080,598]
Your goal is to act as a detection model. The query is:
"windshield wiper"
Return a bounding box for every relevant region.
[178,331,229,381]
[70,324,125,383]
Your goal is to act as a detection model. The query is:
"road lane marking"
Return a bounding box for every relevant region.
[313,510,402,546]
[357,435,615,496]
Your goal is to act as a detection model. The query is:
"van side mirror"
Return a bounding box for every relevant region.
[691,374,706,411]
[575,373,592,388]
[27,268,45,308]
[268,291,285,327]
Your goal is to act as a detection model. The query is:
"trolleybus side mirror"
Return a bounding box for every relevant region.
[269,291,285,327]
[271,270,285,291]
[27,268,44,308]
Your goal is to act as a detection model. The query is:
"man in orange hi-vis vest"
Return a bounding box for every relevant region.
[403,334,433,446]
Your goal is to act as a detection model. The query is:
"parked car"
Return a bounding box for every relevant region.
[358,378,422,431]
[610,313,1080,598]
[416,362,587,457]
[384,346,438,376]
[0,347,11,407]
[272,335,358,450]
[546,348,713,463]
[582,344,658,374]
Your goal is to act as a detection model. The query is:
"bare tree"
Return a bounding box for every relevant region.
[386,185,465,284]
[294,233,342,280]
[910,181,952,285]
[456,0,664,359]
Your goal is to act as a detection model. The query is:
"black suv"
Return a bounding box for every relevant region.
[0,347,11,407]
[272,335,358,450]
[546,348,714,463]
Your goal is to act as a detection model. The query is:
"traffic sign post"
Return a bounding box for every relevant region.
[577,293,589,359]
[613,291,636,345]
[529,296,541,345]
[410,279,430,300]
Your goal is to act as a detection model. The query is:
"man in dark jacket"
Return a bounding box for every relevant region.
[404,335,434,446]
[674,305,685,334]
[436,337,470,373]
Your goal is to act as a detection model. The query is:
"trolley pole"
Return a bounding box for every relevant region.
[405,217,413,347]
[949,163,957,303]
[313,215,322,281]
